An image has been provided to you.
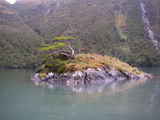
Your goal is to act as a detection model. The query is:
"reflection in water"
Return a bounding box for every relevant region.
[1,68,160,120]
[35,79,149,101]
[150,83,160,104]
[146,81,160,119]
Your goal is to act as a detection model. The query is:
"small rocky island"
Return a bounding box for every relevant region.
[31,36,152,86]
[31,53,153,86]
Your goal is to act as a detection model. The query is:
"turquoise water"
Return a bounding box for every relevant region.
[0,68,160,120]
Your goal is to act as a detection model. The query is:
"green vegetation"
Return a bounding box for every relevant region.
[53,37,75,41]
[36,53,142,75]
[1,0,160,68]
[114,11,128,40]
[13,0,160,67]
[39,73,47,78]
[39,36,75,53]
[37,36,76,74]
[0,1,43,68]
[39,42,67,51]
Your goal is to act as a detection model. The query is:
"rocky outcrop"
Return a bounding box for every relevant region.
[31,66,153,86]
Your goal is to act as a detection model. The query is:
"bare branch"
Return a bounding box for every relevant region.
[68,44,75,56]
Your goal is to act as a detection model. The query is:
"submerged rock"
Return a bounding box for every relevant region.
[31,66,153,86]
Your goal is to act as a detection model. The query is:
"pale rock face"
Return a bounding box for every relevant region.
[47,72,54,78]
[35,73,39,78]
[72,71,84,77]
[108,67,118,76]
[140,2,159,51]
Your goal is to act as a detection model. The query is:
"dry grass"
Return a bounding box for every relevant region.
[65,54,142,74]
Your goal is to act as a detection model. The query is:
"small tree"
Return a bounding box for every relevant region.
[39,36,75,58]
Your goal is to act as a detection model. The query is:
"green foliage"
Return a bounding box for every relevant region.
[1,0,160,68]
[114,11,128,40]
[54,42,67,47]
[39,36,75,55]
[53,37,75,41]
[39,73,47,78]
[0,1,43,68]
[37,53,142,75]
[43,58,68,74]
[40,44,50,47]
[39,42,67,51]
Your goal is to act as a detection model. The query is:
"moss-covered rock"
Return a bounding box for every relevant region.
[32,53,152,86]
[36,53,143,75]
[39,73,47,78]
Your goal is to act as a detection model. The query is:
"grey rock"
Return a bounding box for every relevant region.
[31,66,153,86]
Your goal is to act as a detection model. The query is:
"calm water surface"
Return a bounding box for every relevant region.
[0,68,160,120]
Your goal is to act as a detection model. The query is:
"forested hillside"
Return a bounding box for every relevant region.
[1,0,160,68]
[0,0,43,68]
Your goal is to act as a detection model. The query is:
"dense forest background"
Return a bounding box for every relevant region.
[0,0,160,68]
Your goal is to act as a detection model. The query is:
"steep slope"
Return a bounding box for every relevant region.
[144,0,160,46]
[13,0,160,66]
[0,0,43,68]
[0,0,159,67]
